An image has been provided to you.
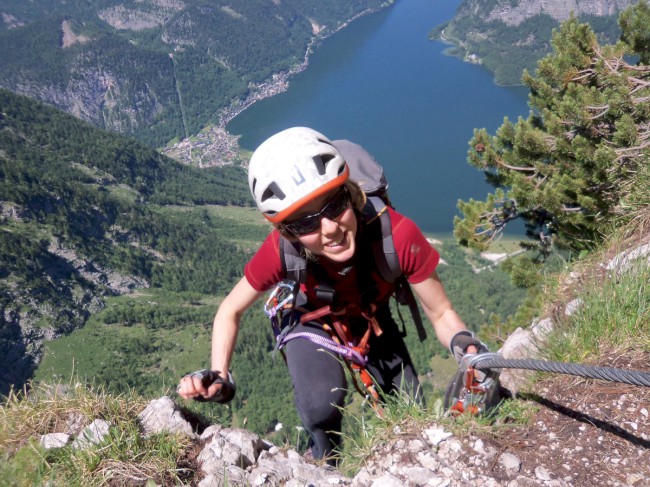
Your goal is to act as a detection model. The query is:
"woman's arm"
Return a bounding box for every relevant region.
[178,276,263,400]
[410,270,476,352]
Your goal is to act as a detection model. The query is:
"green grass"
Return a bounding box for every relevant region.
[336,380,535,476]
[337,387,445,475]
[1,219,58,242]
[543,258,650,363]
[105,184,140,204]
[0,382,192,486]
[156,204,270,249]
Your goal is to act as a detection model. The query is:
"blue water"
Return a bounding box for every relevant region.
[227,0,530,233]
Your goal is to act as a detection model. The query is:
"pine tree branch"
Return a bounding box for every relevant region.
[561,205,583,213]
[585,105,610,119]
[628,76,650,88]
[534,174,548,189]
[494,156,537,172]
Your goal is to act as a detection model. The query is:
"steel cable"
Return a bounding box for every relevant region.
[472,356,650,388]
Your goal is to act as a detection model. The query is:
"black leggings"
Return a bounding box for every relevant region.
[283,312,421,464]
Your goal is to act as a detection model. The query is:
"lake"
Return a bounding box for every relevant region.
[227,0,530,234]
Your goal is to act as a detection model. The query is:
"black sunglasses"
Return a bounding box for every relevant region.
[283,187,350,236]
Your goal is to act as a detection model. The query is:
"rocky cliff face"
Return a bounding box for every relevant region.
[15,69,161,136]
[0,209,150,398]
[439,0,633,85]
[458,0,635,26]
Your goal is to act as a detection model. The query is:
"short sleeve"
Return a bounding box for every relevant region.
[389,209,440,284]
[244,231,285,292]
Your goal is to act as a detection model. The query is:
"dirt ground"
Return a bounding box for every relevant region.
[476,354,650,486]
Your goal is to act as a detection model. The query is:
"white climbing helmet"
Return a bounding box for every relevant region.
[248,127,349,223]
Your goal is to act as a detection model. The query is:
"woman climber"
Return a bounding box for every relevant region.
[177,127,482,464]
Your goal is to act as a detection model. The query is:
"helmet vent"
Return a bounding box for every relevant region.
[313,154,334,175]
[312,155,325,175]
[261,182,286,202]
[318,138,333,147]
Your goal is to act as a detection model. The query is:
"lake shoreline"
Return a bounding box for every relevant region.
[217,2,396,131]
[162,3,396,166]
[165,0,531,233]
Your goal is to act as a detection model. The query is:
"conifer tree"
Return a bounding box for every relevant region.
[453,3,650,283]
[619,0,650,64]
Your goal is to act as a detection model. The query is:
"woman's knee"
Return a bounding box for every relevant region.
[295,388,345,431]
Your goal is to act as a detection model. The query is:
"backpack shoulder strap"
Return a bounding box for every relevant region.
[362,198,428,341]
[362,196,401,283]
[279,237,307,284]
[395,275,427,341]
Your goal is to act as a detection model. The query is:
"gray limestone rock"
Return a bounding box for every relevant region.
[72,418,110,449]
[137,396,196,438]
[40,432,71,449]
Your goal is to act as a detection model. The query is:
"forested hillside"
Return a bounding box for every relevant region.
[0,89,255,397]
[0,0,387,147]
[432,0,634,85]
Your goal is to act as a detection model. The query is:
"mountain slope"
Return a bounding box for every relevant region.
[0,0,387,146]
[433,0,635,85]
[0,89,255,397]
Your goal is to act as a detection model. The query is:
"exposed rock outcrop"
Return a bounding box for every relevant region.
[0,235,149,397]
[457,0,635,27]
[130,396,559,486]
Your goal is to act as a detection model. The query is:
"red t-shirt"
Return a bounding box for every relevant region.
[244,208,439,313]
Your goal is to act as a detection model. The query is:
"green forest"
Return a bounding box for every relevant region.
[0,89,255,394]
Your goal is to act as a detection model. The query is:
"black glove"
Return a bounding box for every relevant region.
[185,369,236,403]
[449,331,488,364]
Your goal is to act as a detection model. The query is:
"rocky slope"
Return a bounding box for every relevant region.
[436,0,634,85]
[459,0,635,26]
[35,351,649,485]
[0,210,150,397]
[27,237,650,485]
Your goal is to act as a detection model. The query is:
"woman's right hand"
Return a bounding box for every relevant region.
[176,369,226,402]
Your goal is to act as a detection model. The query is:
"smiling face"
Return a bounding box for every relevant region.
[283,187,358,263]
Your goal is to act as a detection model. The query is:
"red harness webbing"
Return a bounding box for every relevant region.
[300,303,384,404]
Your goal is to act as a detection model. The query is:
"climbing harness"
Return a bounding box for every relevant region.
[445,352,650,416]
[263,280,384,405]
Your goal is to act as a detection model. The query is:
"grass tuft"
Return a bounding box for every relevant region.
[336,385,444,475]
[543,258,650,363]
[0,381,193,486]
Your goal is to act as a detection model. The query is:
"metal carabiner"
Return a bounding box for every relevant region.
[264,279,299,318]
